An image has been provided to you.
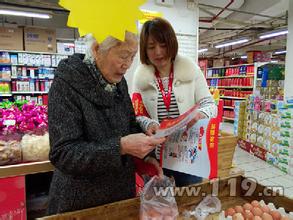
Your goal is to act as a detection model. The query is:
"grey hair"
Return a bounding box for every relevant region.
[84,32,137,62]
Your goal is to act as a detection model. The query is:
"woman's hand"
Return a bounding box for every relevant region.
[144,156,163,178]
[120,133,165,159]
[146,122,160,136]
[186,112,206,130]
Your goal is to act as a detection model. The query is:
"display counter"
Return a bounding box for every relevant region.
[38,174,293,220]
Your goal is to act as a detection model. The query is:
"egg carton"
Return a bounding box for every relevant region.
[218,200,293,220]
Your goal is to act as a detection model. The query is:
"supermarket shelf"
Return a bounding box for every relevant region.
[0,78,11,82]
[11,64,54,68]
[223,106,234,109]
[12,91,49,94]
[0,49,70,56]
[206,75,254,79]
[209,86,253,89]
[0,93,12,97]
[223,117,235,121]
[0,161,54,178]
[11,77,53,80]
[207,63,254,70]
[220,96,247,100]
[0,63,12,66]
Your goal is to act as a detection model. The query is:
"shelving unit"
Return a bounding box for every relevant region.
[12,91,49,94]
[206,63,257,123]
[209,86,253,89]
[0,161,54,179]
[0,50,67,104]
[220,96,247,100]
[0,93,12,97]
[222,116,235,121]
[206,75,254,79]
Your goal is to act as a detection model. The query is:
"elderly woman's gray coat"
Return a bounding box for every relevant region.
[47,54,141,214]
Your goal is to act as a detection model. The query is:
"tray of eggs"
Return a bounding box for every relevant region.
[220,200,293,220]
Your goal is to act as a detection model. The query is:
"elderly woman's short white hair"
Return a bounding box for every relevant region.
[84,32,137,62]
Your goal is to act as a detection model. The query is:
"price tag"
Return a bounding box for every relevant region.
[3,120,16,126]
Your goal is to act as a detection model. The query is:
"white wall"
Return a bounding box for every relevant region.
[126,0,199,94]
[285,0,293,98]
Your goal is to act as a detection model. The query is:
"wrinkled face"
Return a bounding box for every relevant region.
[146,35,171,69]
[95,41,138,83]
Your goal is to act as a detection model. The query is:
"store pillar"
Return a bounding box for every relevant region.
[285,0,293,98]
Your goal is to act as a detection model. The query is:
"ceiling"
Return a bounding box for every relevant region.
[197,0,289,59]
[0,0,289,60]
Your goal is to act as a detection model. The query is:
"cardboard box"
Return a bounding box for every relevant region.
[0,27,23,50]
[213,58,224,67]
[24,27,56,53]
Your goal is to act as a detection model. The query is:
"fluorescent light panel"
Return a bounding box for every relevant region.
[259,29,288,39]
[198,48,208,53]
[274,50,286,55]
[0,9,51,19]
[215,38,249,48]
[241,55,247,59]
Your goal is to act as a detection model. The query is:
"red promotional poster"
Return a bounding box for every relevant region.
[0,176,26,220]
[157,104,219,179]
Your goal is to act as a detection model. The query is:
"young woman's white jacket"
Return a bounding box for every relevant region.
[132,54,217,125]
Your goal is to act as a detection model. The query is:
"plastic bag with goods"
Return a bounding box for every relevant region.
[21,132,49,162]
[0,134,22,166]
[183,195,221,220]
[140,176,179,220]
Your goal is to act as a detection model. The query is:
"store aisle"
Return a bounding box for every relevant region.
[233,147,293,199]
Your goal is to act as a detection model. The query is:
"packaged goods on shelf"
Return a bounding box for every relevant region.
[21,133,49,162]
[0,139,22,166]
[236,95,293,175]
[0,101,49,165]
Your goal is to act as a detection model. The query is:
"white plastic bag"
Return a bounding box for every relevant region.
[140,176,179,220]
[183,195,221,220]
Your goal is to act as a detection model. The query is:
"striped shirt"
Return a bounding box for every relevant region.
[156,77,180,159]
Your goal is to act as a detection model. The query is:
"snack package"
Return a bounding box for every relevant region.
[140,176,178,220]
[0,133,22,165]
[21,132,49,162]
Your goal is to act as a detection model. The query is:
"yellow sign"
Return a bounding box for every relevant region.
[139,10,163,24]
[59,0,147,42]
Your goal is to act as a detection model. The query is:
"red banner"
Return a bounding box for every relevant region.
[132,92,149,117]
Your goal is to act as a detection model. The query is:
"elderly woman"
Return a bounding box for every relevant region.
[47,32,165,214]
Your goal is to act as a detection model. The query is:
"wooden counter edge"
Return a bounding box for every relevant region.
[0,160,54,178]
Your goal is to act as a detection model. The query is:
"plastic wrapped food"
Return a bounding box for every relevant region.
[140,176,178,220]
[21,132,49,162]
[0,140,22,165]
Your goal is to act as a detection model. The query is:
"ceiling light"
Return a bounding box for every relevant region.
[271,60,278,63]
[259,28,288,39]
[215,38,249,48]
[198,48,208,53]
[274,50,286,55]
[0,9,51,19]
[241,55,247,59]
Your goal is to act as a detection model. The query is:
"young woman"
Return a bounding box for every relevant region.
[132,18,217,187]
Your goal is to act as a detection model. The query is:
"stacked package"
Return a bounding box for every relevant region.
[234,101,246,138]
[255,63,285,100]
[236,95,293,175]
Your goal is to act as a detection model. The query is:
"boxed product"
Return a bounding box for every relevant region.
[0,27,23,50]
[24,27,56,52]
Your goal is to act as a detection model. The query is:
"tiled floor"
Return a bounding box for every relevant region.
[221,122,293,200]
[233,147,293,199]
